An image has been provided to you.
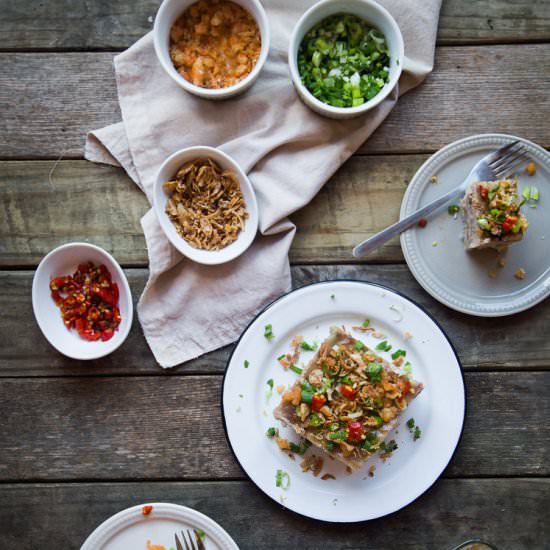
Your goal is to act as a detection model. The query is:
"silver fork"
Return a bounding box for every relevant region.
[175,529,206,550]
[352,140,529,258]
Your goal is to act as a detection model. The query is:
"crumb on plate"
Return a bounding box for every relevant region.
[514,268,526,280]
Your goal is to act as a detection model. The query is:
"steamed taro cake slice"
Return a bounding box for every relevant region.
[462,179,528,251]
[273,327,423,471]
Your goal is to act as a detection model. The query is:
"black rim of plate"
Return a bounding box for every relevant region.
[220,279,467,524]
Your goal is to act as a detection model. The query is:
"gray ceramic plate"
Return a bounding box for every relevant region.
[400,134,550,317]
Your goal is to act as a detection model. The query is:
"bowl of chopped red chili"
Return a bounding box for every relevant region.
[32,243,133,360]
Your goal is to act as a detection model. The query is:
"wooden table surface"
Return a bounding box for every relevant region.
[1,1,550,548]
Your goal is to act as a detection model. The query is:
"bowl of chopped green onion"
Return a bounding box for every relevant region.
[289,0,404,119]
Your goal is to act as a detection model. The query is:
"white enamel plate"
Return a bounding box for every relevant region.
[222,281,465,522]
[401,133,550,316]
[81,503,239,550]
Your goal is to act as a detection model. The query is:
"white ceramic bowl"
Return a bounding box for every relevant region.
[153,0,270,99]
[153,146,259,265]
[289,0,404,119]
[32,243,133,360]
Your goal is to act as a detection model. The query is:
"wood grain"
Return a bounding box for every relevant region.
[0,45,548,158]
[0,156,419,267]
[0,0,548,50]
[1,479,548,549]
[0,372,548,480]
[2,266,549,376]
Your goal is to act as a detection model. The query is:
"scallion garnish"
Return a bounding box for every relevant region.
[264,324,274,340]
[298,14,390,108]
[406,418,422,440]
[266,427,278,438]
[301,390,314,403]
[290,364,303,375]
[362,319,370,328]
[522,185,540,208]
[367,362,383,383]
[244,360,249,369]
[266,378,274,400]
[354,340,365,351]
[277,354,286,361]
[375,340,392,352]
[275,469,291,490]
[300,340,318,351]
[403,361,412,375]
[448,204,460,215]
[379,440,398,453]
[328,430,348,440]
[391,349,407,360]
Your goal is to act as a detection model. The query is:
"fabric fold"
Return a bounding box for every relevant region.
[85,0,442,367]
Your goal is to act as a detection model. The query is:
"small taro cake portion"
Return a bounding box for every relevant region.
[462,179,528,251]
[273,327,423,471]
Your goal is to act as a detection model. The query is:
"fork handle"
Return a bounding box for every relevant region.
[352,185,465,258]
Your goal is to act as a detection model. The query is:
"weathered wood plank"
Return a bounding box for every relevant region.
[0,0,548,50]
[438,0,550,44]
[0,45,548,158]
[0,156,418,266]
[2,266,549,376]
[1,479,548,549]
[0,372,547,480]
[0,161,150,266]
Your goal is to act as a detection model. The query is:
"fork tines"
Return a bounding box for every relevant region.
[175,528,204,550]
[489,141,529,178]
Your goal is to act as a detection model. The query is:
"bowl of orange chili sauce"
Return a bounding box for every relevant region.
[154,0,270,99]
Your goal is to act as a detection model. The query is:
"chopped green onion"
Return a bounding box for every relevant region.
[290,364,303,375]
[328,430,348,440]
[266,379,274,400]
[300,340,318,351]
[264,324,274,340]
[375,340,392,352]
[448,204,460,215]
[301,390,314,403]
[391,349,407,360]
[277,353,286,361]
[362,432,379,451]
[403,361,412,375]
[488,185,499,201]
[477,218,490,231]
[362,319,371,328]
[354,340,365,351]
[523,185,540,208]
[275,469,291,490]
[512,218,523,234]
[196,529,206,542]
[330,294,335,300]
[329,423,340,432]
[340,376,353,385]
[372,415,383,428]
[367,362,383,383]
[266,427,278,438]
[380,440,398,453]
[301,381,314,392]
[406,418,415,429]
[413,426,422,440]
[297,14,390,108]
[309,413,323,427]
[244,360,250,369]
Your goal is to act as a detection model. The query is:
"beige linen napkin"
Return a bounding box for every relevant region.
[85,0,442,367]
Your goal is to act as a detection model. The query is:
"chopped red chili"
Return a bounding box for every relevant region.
[418,218,428,228]
[49,261,122,342]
